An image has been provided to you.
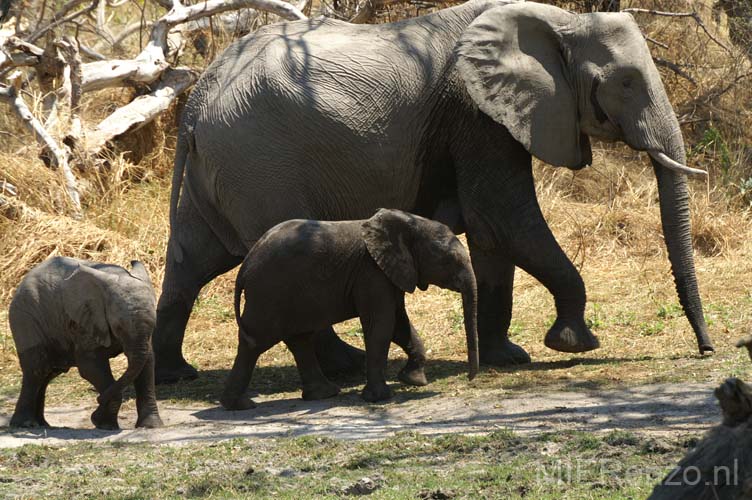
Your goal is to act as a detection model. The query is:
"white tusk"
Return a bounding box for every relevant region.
[648,151,708,177]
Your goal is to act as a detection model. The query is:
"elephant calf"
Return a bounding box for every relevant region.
[9,257,163,430]
[222,209,479,409]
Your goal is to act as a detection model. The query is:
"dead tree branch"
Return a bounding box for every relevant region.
[653,56,696,85]
[622,7,733,54]
[81,0,305,91]
[84,67,197,157]
[0,81,82,217]
[0,37,44,72]
[27,0,100,44]
[0,0,307,219]
[57,36,83,146]
[645,36,668,49]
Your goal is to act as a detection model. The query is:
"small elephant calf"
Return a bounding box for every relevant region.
[222,208,479,409]
[9,257,163,430]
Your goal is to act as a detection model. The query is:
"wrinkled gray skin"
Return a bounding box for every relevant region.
[156,0,713,383]
[9,257,163,430]
[222,209,479,408]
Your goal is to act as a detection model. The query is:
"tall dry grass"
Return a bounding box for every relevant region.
[0,0,748,305]
[0,0,750,402]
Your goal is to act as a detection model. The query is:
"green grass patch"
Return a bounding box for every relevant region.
[0,430,684,499]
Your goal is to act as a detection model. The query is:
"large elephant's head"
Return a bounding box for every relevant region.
[454,1,712,353]
[362,208,480,378]
[62,261,158,402]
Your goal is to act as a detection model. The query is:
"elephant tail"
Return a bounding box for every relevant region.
[234,269,256,349]
[169,127,191,232]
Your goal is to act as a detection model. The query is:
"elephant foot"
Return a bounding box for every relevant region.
[361,383,393,402]
[136,413,164,429]
[479,339,531,367]
[220,394,257,411]
[154,358,198,385]
[314,330,366,378]
[544,318,600,353]
[398,363,428,386]
[301,380,340,401]
[91,409,120,431]
[9,414,49,428]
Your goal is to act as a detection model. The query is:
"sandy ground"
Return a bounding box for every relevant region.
[0,383,720,448]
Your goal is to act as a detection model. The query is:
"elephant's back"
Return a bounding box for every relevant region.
[192,18,394,121]
[245,219,363,274]
[180,8,472,247]
[239,219,365,328]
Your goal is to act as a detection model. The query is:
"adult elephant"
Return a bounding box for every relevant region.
[154,0,713,383]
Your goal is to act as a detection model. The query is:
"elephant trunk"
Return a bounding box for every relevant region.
[651,132,713,354]
[98,336,150,406]
[459,269,480,380]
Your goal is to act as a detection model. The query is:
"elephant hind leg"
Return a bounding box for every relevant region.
[391,301,428,387]
[314,327,366,379]
[285,332,340,401]
[154,196,243,385]
[221,327,273,411]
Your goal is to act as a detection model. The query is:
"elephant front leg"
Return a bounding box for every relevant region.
[360,307,396,403]
[77,354,121,430]
[391,300,428,387]
[456,144,597,359]
[464,203,598,357]
[469,249,531,366]
[133,349,163,429]
[221,331,270,411]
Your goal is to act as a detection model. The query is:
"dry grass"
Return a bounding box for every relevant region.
[0,0,751,416]
[1,147,750,412]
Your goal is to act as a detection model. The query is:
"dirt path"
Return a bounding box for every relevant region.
[0,383,719,448]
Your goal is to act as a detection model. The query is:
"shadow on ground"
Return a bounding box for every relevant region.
[152,358,471,404]
[148,353,705,404]
[0,380,719,447]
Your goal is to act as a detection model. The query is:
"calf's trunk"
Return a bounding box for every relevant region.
[460,272,480,380]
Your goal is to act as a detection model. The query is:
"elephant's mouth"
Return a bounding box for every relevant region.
[417,282,429,291]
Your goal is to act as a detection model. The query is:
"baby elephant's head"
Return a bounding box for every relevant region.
[362,208,479,379]
[62,260,157,407]
[62,261,157,350]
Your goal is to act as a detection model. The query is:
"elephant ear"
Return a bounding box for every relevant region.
[61,265,113,349]
[455,2,591,168]
[362,209,418,293]
[126,260,152,286]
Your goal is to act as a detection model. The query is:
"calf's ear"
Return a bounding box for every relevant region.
[127,260,152,285]
[361,209,418,293]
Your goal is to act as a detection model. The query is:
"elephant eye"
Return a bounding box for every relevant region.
[622,78,632,88]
